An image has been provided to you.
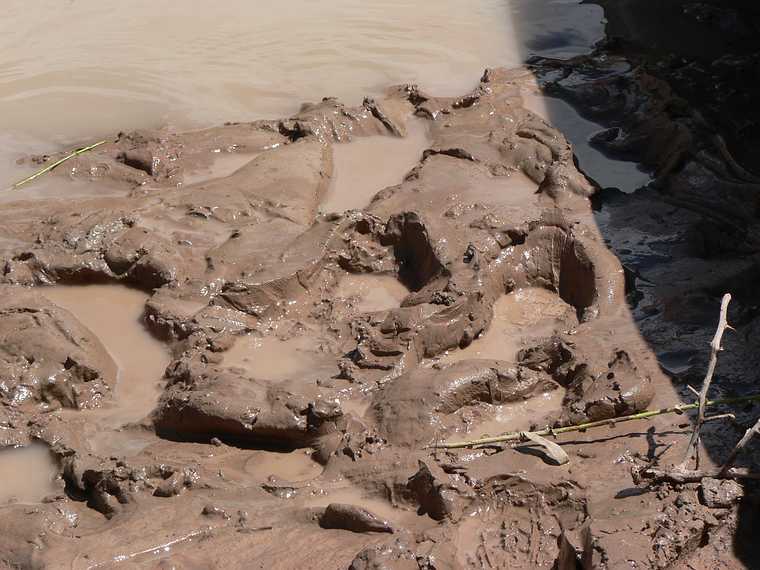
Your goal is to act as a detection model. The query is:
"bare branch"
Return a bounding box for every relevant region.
[641,466,760,484]
[679,293,732,468]
[719,416,760,476]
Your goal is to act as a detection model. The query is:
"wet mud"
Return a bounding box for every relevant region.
[0,4,759,565]
[0,66,668,569]
[522,2,760,567]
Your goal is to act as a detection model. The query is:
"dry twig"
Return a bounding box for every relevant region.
[641,466,760,484]
[719,416,760,476]
[679,293,732,468]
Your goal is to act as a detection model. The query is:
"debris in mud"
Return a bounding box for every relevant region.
[700,478,744,509]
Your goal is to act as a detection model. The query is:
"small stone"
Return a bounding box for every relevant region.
[700,478,743,508]
[210,437,223,447]
[201,504,230,519]
[319,503,394,534]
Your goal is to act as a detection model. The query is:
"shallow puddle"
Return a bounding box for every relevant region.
[322,120,429,213]
[334,273,409,313]
[244,449,323,483]
[441,288,577,365]
[224,335,338,383]
[41,285,171,429]
[0,443,58,504]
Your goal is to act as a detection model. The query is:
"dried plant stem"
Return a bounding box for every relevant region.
[643,466,760,484]
[12,139,108,189]
[679,293,732,468]
[719,416,760,476]
[428,393,760,450]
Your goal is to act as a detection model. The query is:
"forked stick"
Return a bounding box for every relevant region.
[679,293,732,468]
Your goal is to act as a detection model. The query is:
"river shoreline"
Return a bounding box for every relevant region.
[0,2,759,568]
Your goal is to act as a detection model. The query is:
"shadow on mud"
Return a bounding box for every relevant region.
[513,0,760,565]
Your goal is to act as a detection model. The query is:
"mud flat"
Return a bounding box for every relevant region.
[2,2,759,564]
[0,63,689,568]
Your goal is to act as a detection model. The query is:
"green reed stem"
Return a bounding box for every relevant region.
[430,394,760,449]
[13,139,108,189]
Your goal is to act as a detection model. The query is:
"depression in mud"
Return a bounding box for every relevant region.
[1,1,759,569]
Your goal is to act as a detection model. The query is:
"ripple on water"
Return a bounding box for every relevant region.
[0,0,522,144]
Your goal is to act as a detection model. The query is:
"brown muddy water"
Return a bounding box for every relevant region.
[324,119,430,213]
[0,0,607,191]
[334,274,410,313]
[41,285,170,455]
[0,0,520,191]
[0,443,58,504]
[224,334,339,384]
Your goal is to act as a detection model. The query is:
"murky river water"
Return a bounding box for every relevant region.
[0,0,606,188]
[1,1,518,141]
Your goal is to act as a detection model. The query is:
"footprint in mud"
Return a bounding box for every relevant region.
[453,389,566,442]
[439,287,577,365]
